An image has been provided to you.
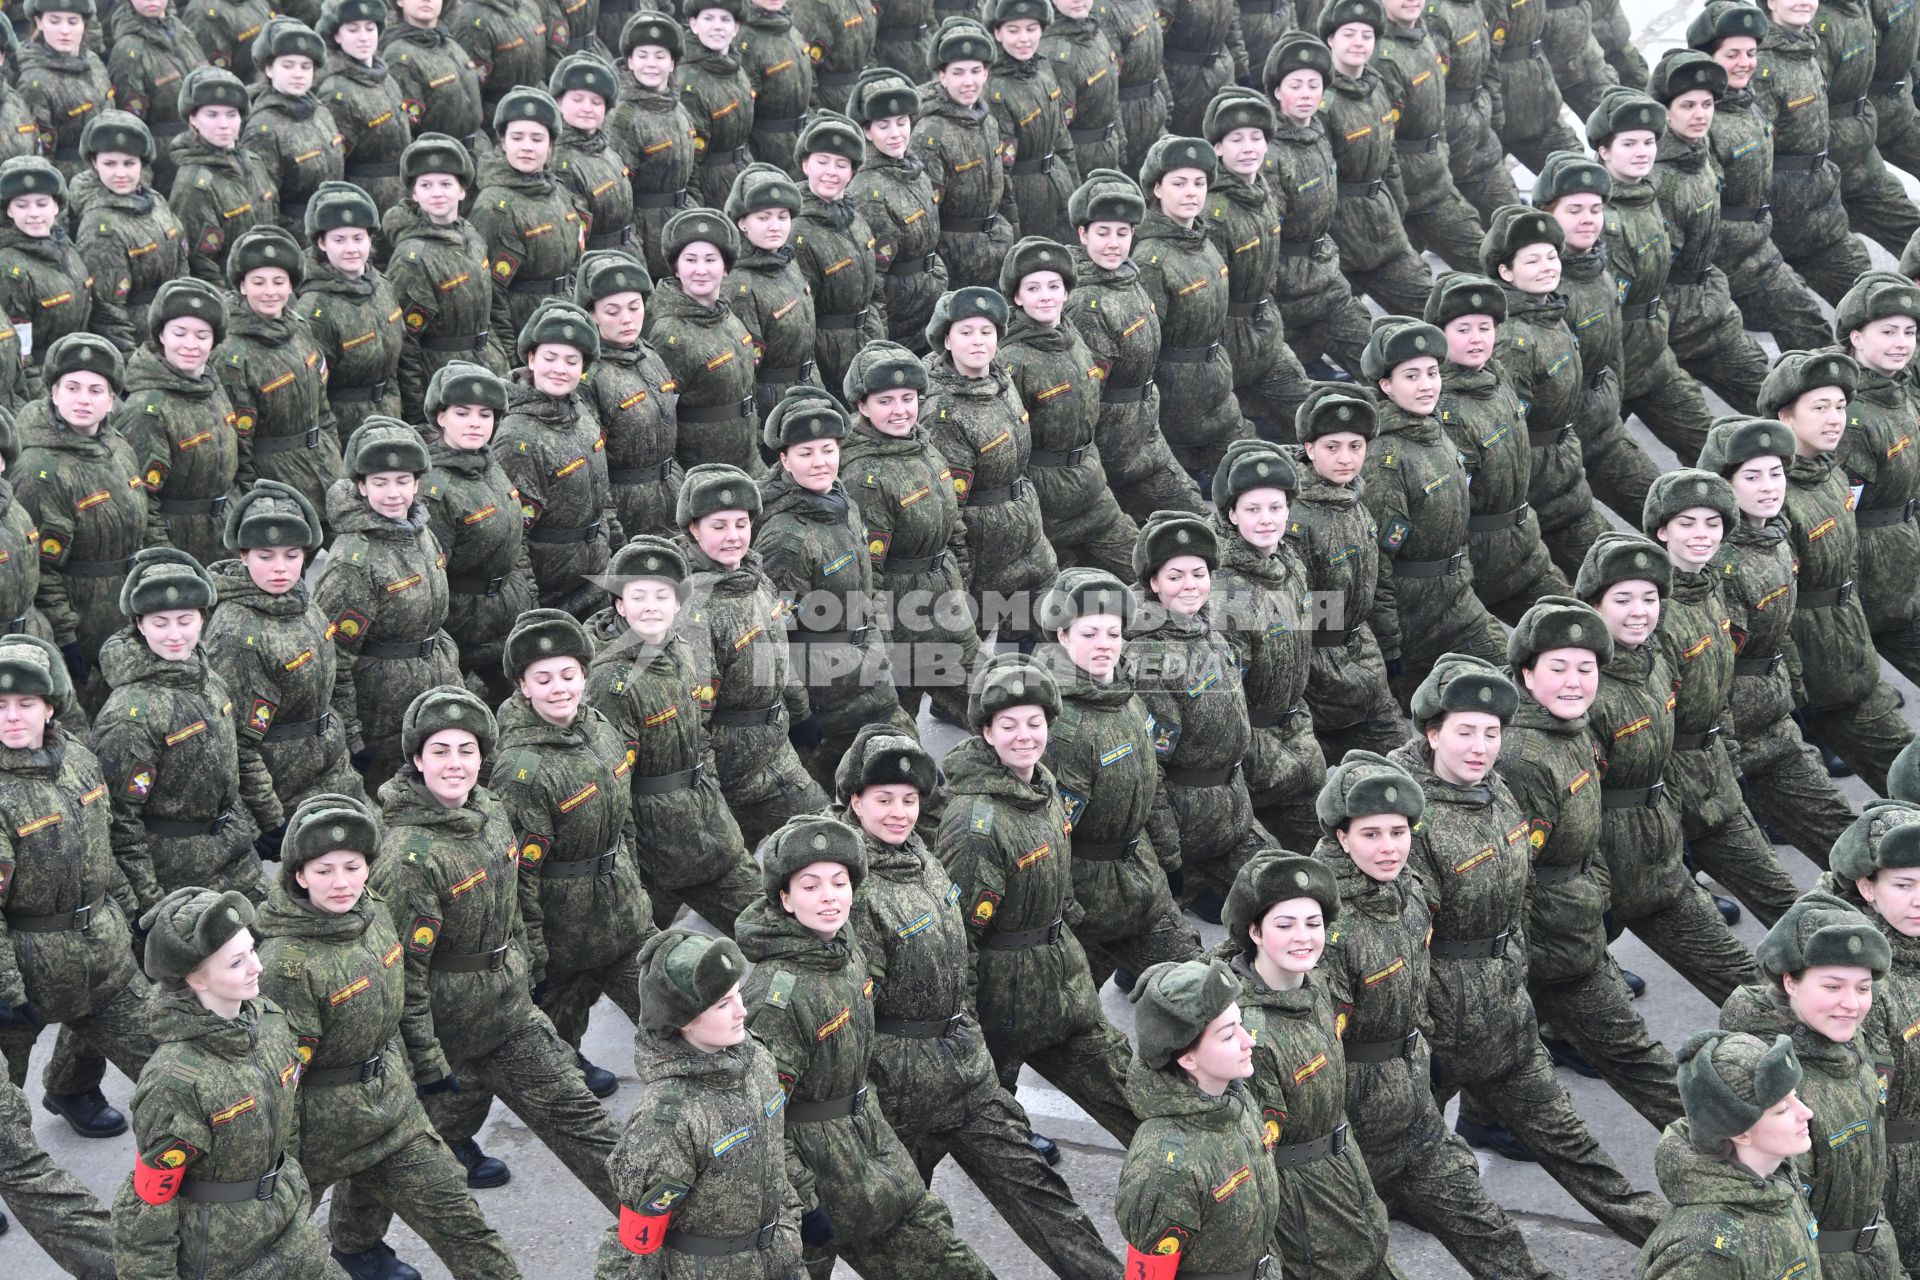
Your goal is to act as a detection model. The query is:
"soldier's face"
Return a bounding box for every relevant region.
[319,226,372,278]
[34,10,85,53]
[865,114,912,159]
[983,705,1049,777]
[1778,386,1848,457]
[0,694,52,751]
[92,151,142,196]
[938,60,988,106]
[502,120,552,174]
[1376,356,1440,416]
[691,509,752,566]
[1229,487,1289,554]
[1335,814,1411,882]
[994,17,1043,61]
[1497,241,1560,297]
[1860,868,1920,938]
[191,105,243,150]
[1326,22,1375,74]
[850,783,922,846]
[1547,194,1604,252]
[1213,126,1267,178]
[519,654,585,726]
[1076,220,1133,270]
[1382,0,1422,23]
[1014,269,1067,326]
[335,19,381,63]
[186,929,263,1011]
[558,88,608,132]
[1150,554,1211,616]
[1596,130,1657,183]
[435,402,496,451]
[51,371,112,435]
[295,850,370,915]
[1594,580,1660,649]
[1423,709,1501,785]
[1782,965,1874,1044]
[1274,69,1323,125]
[688,7,736,50]
[242,546,307,595]
[1054,0,1092,17]
[1850,315,1918,376]
[1710,36,1758,89]
[1175,1003,1255,1088]
[1766,0,1815,30]
[1729,456,1787,521]
[414,728,482,807]
[1303,431,1367,485]
[681,982,748,1051]
[1152,167,1208,226]
[129,0,168,17]
[737,206,792,252]
[1250,896,1325,978]
[615,577,682,641]
[138,608,204,663]
[356,469,419,521]
[397,0,441,27]
[780,436,841,494]
[592,291,647,347]
[240,267,293,319]
[1060,613,1124,681]
[1732,1090,1813,1165]
[780,861,853,938]
[411,173,465,224]
[628,45,675,90]
[1656,508,1725,572]
[1519,647,1598,721]
[944,316,999,376]
[675,241,727,303]
[529,342,586,397]
[1665,88,1714,141]
[5,192,55,239]
[802,151,854,202]
[1442,314,1496,371]
[858,386,919,436]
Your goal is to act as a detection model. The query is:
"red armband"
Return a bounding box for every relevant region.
[1125,1242,1180,1280]
[133,1149,190,1206]
[619,1204,671,1255]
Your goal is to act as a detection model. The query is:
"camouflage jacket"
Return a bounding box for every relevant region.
[581,338,682,540]
[319,53,414,213]
[645,279,763,476]
[419,438,537,675]
[298,255,406,440]
[218,303,340,520]
[240,89,343,246]
[497,371,619,615]
[166,132,280,285]
[381,23,485,150]
[116,345,240,569]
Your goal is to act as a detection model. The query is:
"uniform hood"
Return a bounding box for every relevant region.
[1653,1119,1804,1211]
[1374,400,1442,445]
[1501,286,1568,326]
[1558,243,1607,283]
[634,1024,752,1087]
[505,369,588,427]
[146,984,266,1056]
[733,896,858,973]
[1316,832,1416,919]
[1222,949,1318,1015]
[940,733,1057,811]
[476,150,559,196]
[16,401,111,458]
[1134,208,1208,246]
[1292,445,1363,507]
[123,344,218,399]
[169,130,253,176]
[1067,244,1139,288]
[299,254,382,302]
[1511,686,1588,738]
[1719,981,1858,1069]
[1125,1057,1254,1125]
[211,557,314,618]
[326,478,431,540]
[255,876,378,945]
[759,469,852,525]
[926,353,1012,399]
[682,541,768,595]
[99,626,209,691]
[1038,642,1137,710]
[650,278,736,325]
[377,772,490,839]
[1386,740,1494,810]
[494,690,586,751]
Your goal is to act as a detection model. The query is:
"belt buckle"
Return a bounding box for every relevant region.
[359,1056,383,1083]
[1251,1256,1272,1280]
[849,625,870,646]
[255,1167,280,1201]
[210,811,233,836]
[754,1221,778,1251]
[1400,1029,1419,1058]
[1329,1122,1348,1155]
[1856,1219,1880,1252]
[923,252,938,272]
[1489,930,1510,958]
[850,1085,868,1115]
[798,360,815,379]
[1446,551,1465,573]
[487,946,508,971]
[484,575,505,597]
[209,495,230,514]
[1837,579,1855,605]
[943,1012,964,1036]
[70,902,94,931]
[1509,504,1528,527]
[1045,918,1064,944]
[596,849,619,876]
[1766,652,1785,674]
[416,639,435,658]
[1702,725,1722,744]
[737,396,754,417]
[1904,498,1918,520]
[473,331,490,353]
[1645,780,1666,807]
[304,424,322,448]
[316,711,334,737]
[1207,340,1223,357]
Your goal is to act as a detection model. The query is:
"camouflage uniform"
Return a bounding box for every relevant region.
[497,370,620,616]
[735,6,811,172]
[1131,209,1248,478]
[1426,0,1518,222]
[1321,64,1430,318]
[219,299,340,519]
[1042,12,1123,174]
[787,0,872,112]
[449,0,548,123]
[104,6,206,196]
[1266,107,1373,380]
[236,88,342,248]
[181,0,275,81]
[1603,171,1717,468]
[0,1059,113,1275]
[1816,0,1920,257]
[556,122,636,253]
[936,733,1139,1143]
[983,51,1078,245]
[677,40,754,205]
[792,190,887,403]
[320,52,414,214]
[1552,239,1657,528]
[419,431,537,696]
[726,239,825,420]
[1158,0,1240,135]
[1866,0,1920,173]
[470,156,586,343]
[300,250,406,443]
[382,21,485,152]
[117,346,240,569]
[913,81,1018,290]
[1095,0,1168,171]
[16,38,112,181]
[1635,1118,1823,1280]
[851,148,948,355]
[646,280,763,475]
[1374,14,1487,271]
[582,330,682,541]
[1200,148,1310,437]
[384,202,513,423]
[71,181,189,355]
[1487,0,1582,169]
[608,69,701,282]
[1536,0,1613,119]
[0,223,126,404]
[0,474,50,639]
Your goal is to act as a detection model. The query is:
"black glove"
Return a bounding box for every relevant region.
[0,1003,40,1028]
[349,747,374,776]
[417,1075,463,1097]
[58,642,88,686]
[1385,657,1404,681]
[1164,867,1184,899]
[799,1206,835,1247]
[531,977,550,1005]
[254,822,287,862]
[787,712,824,750]
[1190,470,1213,501]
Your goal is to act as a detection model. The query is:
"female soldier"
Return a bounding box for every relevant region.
[1210,440,1326,853]
[415,361,533,704]
[584,535,762,934]
[0,157,130,391]
[12,333,154,711]
[740,815,994,1280]
[473,90,584,345]
[116,280,237,568]
[936,654,1138,1142]
[549,53,633,254]
[1762,351,1916,792]
[754,388,908,784]
[203,479,365,818]
[1219,853,1399,1280]
[1393,654,1664,1242]
[1313,751,1566,1278]
[792,114,886,401]
[981,0,1077,245]
[1720,894,1901,1279]
[735,0,811,175]
[181,0,276,81]
[385,134,512,423]
[1635,1030,1821,1280]
[914,18,1018,292]
[300,182,404,441]
[1358,317,1507,701]
[676,462,829,848]
[256,794,522,1280]
[244,20,348,244]
[1577,531,1763,1007]
[171,68,282,285]
[447,0,543,124]
[92,547,280,913]
[71,113,187,352]
[1035,568,1199,992]
[848,69,946,355]
[109,888,334,1279]
[219,225,340,520]
[312,418,461,788]
[106,0,208,196]
[498,301,620,616]
[317,0,413,213]
[678,0,754,205]
[574,251,681,541]
[1289,386,1405,763]
[1040,0,1122,177]
[16,0,111,182]
[646,209,762,475]
[381,0,483,155]
[1644,469,1801,927]
[1095,0,1163,172]
[1114,958,1278,1280]
[837,723,1123,1278]
[1131,136,1247,483]
[837,340,980,728]
[608,11,698,281]
[492,609,653,1100]
[723,164,824,419]
[919,286,1056,649]
[0,423,49,640]
[594,928,803,1278]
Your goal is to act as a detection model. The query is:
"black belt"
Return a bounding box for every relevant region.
[4,895,104,933]
[1163,762,1236,787]
[1798,580,1853,608]
[1029,442,1091,467]
[702,145,751,168]
[1530,424,1575,449]
[252,425,325,455]
[940,213,999,234]
[344,159,401,178]
[1227,297,1273,320]
[1855,498,1918,527]
[1732,652,1784,675]
[789,625,872,646]
[1313,627,1351,649]
[420,331,490,353]
[786,1085,866,1122]
[1248,703,1306,730]
[1161,342,1221,364]
[506,274,570,296]
[877,552,940,574]
[1773,150,1827,171]
[1277,236,1324,258]
[1873,78,1908,94]
[1620,298,1662,322]
[542,847,620,880]
[61,555,130,577]
[359,637,438,660]
[261,712,333,741]
[446,573,508,596]
[1532,858,1587,885]
[329,380,390,403]
[966,482,1017,505]
[1391,551,1465,578]
[431,943,509,972]
[1008,153,1054,175]
[126,283,160,309]
[1071,834,1140,862]
[1344,1029,1419,1063]
[1430,930,1510,960]
[1666,266,1706,287]
[608,459,675,484]
[1117,81,1159,100]
[303,1055,385,1087]
[631,763,701,795]
[1185,1257,1271,1280]
[586,229,628,250]
[1395,133,1441,154]
[1672,725,1721,751]
[183,1155,285,1204]
[151,119,187,137]
[1837,95,1871,117]
[816,309,867,330]
[143,812,232,838]
[1069,124,1114,146]
[711,703,782,727]
[1720,204,1771,222]
[1886,1118,1920,1143]
[527,521,605,544]
[51,146,79,162]
[678,398,752,423]
[158,494,232,516]
[1499,37,1542,61]
[1102,379,1153,403]
[666,1223,779,1256]
[877,21,928,38]
[1819,1215,1881,1255]
[874,1011,963,1038]
[1445,87,1475,104]
[633,188,688,209]
[887,252,938,278]
[1337,179,1384,199]
[1164,45,1224,65]
[978,917,1065,950]
[1466,503,1529,532]
[1601,781,1665,809]
[1274,1122,1347,1168]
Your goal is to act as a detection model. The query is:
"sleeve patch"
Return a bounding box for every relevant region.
[408,915,441,953]
[519,834,551,869]
[970,888,1001,926]
[1380,516,1411,552]
[333,608,369,640]
[125,766,155,798]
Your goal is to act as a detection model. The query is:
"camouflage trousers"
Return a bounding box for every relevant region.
[802,1188,992,1280]
[1804,680,1916,797]
[1616,883,1761,1007]
[1727,248,1835,355]
[1737,721,1855,873]
[1666,283,1770,418]
[0,1060,114,1278]
[1079,894,1204,996]
[1405,187,1488,275]
[644,849,761,937]
[1842,144,1920,258]
[1107,447,1208,526]
[1686,809,1799,929]
[1346,248,1434,322]
[1780,221,1873,307]
[1280,275,1373,381]
[0,974,155,1097]
[314,1125,522,1277]
[986,1007,1138,1149]
[1572,396,1659,535]
[1625,346,1715,468]
[1875,617,1920,692]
